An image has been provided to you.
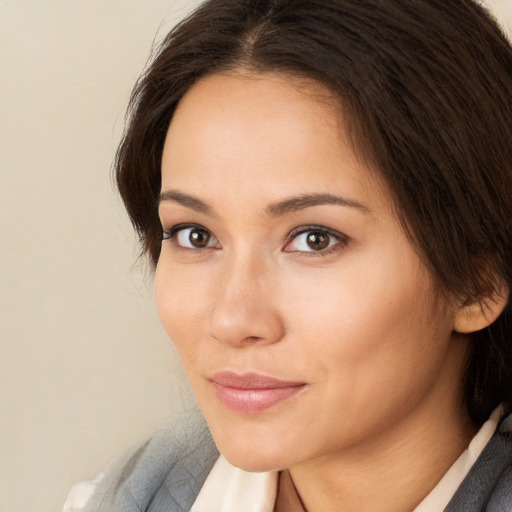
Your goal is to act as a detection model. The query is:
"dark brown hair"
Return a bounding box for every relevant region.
[115,0,512,424]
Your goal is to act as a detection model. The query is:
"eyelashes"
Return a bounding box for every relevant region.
[283,226,348,254]
[162,224,221,250]
[161,223,349,255]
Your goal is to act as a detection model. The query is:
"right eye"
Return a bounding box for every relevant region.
[162,224,220,250]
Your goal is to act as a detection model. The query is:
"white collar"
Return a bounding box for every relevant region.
[191,455,277,512]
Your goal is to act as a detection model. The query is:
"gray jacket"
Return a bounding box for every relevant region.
[66,411,512,512]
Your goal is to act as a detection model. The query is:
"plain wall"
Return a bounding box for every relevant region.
[1,1,511,511]
[0,2,203,511]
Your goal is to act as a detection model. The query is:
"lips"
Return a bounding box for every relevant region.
[209,371,306,414]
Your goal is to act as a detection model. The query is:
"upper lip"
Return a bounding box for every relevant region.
[209,371,305,390]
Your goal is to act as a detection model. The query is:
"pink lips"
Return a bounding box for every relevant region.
[210,372,306,414]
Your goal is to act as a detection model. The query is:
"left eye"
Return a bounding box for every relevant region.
[284,228,346,253]
[176,227,215,248]
[163,224,220,249]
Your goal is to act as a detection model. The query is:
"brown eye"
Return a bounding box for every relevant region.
[188,228,210,248]
[306,232,330,251]
[165,225,220,249]
[284,226,347,254]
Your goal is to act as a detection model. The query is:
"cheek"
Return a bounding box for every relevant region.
[284,251,450,387]
[282,258,428,345]
[154,261,208,358]
[281,275,452,449]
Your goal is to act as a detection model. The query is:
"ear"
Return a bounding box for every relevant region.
[454,284,509,334]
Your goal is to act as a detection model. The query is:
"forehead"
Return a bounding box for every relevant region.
[161,71,388,212]
[176,71,341,121]
[167,71,343,155]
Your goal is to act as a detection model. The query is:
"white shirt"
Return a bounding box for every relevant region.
[191,405,505,512]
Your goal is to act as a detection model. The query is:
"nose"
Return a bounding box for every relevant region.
[208,254,285,347]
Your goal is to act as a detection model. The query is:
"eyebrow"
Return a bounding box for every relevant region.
[266,193,370,217]
[158,189,370,217]
[159,190,212,215]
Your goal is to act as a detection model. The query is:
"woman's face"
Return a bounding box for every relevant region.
[155,72,468,472]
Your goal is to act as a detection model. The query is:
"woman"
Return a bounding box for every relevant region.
[65,0,512,510]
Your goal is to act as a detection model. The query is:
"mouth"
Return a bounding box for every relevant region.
[209,371,307,414]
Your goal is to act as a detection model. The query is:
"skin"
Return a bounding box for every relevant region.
[155,72,476,512]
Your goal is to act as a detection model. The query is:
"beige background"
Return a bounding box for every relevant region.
[1,1,511,511]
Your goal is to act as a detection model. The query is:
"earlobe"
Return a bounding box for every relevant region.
[454,285,509,334]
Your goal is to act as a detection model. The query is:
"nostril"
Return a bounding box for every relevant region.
[212,334,263,345]
[245,336,262,343]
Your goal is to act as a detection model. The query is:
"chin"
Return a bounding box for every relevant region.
[211,427,293,473]
[220,447,285,473]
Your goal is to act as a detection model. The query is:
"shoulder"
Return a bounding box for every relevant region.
[485,414,512,512]
[63,411,219,512]
[446,411,512,512]
[486,463,512,512]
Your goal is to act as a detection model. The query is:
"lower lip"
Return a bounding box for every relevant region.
[212,382,305,414]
